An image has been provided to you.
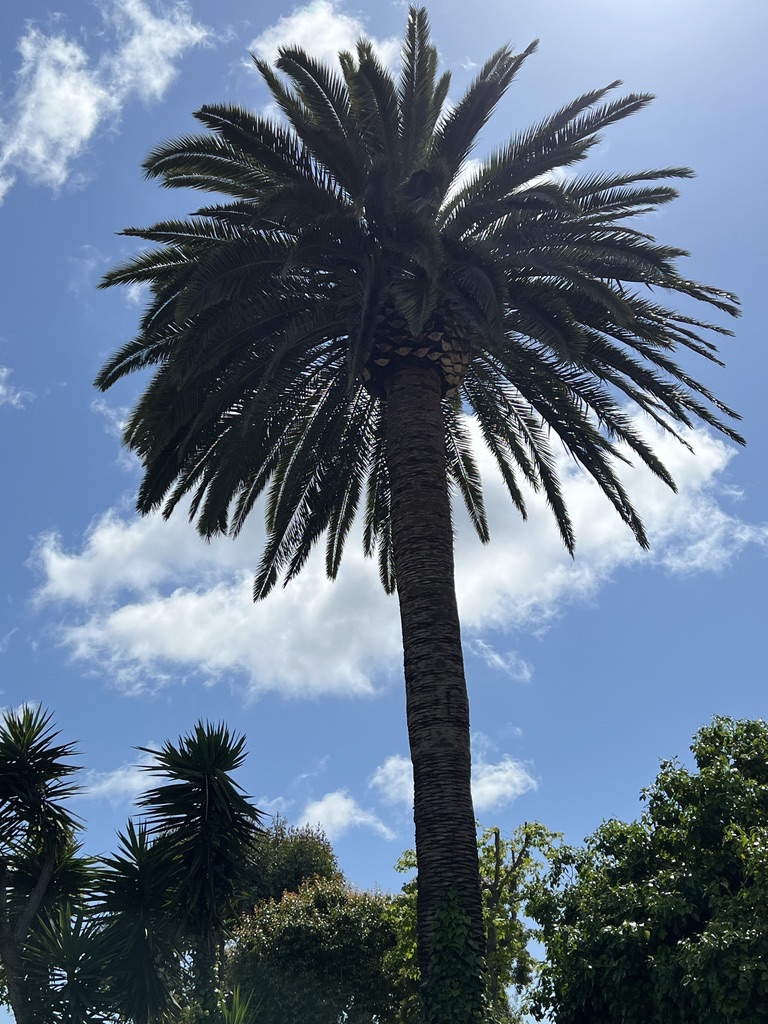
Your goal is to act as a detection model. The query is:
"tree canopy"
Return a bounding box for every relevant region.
[0,709,266,1024]
[530,717,768,1023]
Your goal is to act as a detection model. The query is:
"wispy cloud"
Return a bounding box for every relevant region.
[300,790,395,840]
[0,366,32,408]
[0,0,210,202]
[1,700,41,718]
[0,628,19,654]
[67,246,110,296]
[468,639,533,683]
[81,763,146,804]
[248,0,399,68]
[255,794,294,818]
[369,754,413,807]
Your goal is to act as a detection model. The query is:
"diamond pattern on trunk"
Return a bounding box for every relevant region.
[361,304,474,399]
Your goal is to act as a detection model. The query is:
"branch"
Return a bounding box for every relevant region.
[12,849,56,945]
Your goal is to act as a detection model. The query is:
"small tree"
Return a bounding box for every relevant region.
[97,820,184,1024]
[530,717,768,1024]
[129,722,265,1022]
[242,816,340,905]
[226,876,398,1024]
[0,707,89,1024]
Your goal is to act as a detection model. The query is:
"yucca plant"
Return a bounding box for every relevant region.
[98,821,184,1024]
[134,723,264,1023]
[97,7,741,1020]
[0,706,85,1024]
[23,904,113,1023]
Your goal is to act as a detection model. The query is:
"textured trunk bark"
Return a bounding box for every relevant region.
[0,851,56,1024]
[1,940,29,1024]
[384,361,485,1022]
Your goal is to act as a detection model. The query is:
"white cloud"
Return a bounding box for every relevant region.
[300,790,395,840]
[1,700,41,719]
[468,639,533,683]
[32,508,401,697]
[80,745,164,805]
[81,762,147,804]
[90,399,139,473]
[369,754,413,806]
[105,0,210,101]
[124,282,149,306]
[368,745,537,812]
[0,366,32,408]
[0,628,19,654]
[91,398,130,441]
[31,418,767,699]
[453,420,768,633]
[249,0,399,68]
[0,0,209,200]
[471,757,537,811]
[256,794,294,818]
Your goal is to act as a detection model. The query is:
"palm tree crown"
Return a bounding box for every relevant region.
[97,8,741,596]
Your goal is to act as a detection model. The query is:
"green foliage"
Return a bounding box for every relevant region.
[24,904,113,1023]
[0,708,267,1024]
[137,721,264,945]
[134,721,265,1020]
[0,705,80,851]
[388,825,560,1024]
[225,876,398,1024]
[478,824,560,1022]
[530,717,768,1023]
[242,815,340,905]
[96,6,742,598]
[221,987,252,1024]
[422,890,486,1024]
[0,706,95,1024]
[97,820,183,1024]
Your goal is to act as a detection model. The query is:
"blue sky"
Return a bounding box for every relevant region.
[1,0,766,954]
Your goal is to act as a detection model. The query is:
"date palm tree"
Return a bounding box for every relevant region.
[97,8,742,1020]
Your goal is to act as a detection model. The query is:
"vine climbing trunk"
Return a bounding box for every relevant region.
[384,361,486,1024]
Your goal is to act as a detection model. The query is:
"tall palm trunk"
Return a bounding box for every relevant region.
[384,361,485,1022]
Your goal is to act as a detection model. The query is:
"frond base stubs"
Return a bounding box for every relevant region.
[360,302,474,399]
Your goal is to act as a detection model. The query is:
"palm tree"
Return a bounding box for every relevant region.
[96,7,742,1020]
[0,706,84,1024]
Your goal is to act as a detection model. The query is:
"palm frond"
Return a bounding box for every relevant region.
[399,6,442,173]
[98,6,742,597]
